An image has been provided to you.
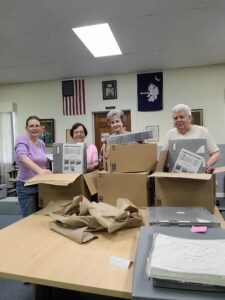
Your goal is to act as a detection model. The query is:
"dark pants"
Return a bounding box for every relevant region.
[16,181,38,217]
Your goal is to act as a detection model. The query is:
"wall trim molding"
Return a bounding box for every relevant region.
[0,103,17,112]
[216,192,225,198]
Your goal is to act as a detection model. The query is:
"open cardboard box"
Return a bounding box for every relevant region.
[149,151,225,213]
[101,143,157,173]
[98,170,155,207]
[25,171,97,207]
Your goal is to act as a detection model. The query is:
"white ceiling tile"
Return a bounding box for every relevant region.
[0,0,225,83]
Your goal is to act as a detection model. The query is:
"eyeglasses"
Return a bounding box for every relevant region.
[73,130,85,134]
[28,125,41,128]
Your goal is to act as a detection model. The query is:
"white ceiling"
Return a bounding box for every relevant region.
[1,0,225,84]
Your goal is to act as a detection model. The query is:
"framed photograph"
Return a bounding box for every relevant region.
[102,80,117,100]
[39,119,55,146]
[146,125,159,142]
[66,129,74,143]
[191,109,203,126]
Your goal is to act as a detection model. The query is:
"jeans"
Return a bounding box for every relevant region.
[16,181,38,217]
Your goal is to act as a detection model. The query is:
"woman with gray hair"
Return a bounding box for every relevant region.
[106,109,129,135]
[100,109,130,170]
[162,104,220,173]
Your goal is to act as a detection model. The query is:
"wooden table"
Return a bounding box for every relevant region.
[0,211,144,299]
[0,207,224,299]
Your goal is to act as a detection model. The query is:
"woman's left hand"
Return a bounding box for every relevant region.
[39,169,52,175]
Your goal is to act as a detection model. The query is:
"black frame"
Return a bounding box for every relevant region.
[40,118,55,146]
[191,109,203,126]
[66,129,74,143]
[102,80,117,100]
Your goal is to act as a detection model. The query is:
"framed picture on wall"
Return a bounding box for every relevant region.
[66,129,74,143]
[146,125,159,142]
[102,80,117,100]
[191,109,203,126]
[39,119,55,146]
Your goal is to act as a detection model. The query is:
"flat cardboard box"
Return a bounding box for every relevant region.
[101,143,157,173]
[97,171,152,207]
[108,130,154,144]
[150,151,225,213]
[25,172,97,207]
[53,143,87,174]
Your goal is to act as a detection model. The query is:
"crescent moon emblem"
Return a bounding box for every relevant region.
[155,76,161,81]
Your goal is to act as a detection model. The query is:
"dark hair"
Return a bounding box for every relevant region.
[70,123,88,137]
[25,116,41,127]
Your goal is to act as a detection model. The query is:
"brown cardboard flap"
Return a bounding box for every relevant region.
[156,150,168,171]
[83,171,98,195]
[213,166,225,174]
[149,171,212,180]
[25,173,81,186]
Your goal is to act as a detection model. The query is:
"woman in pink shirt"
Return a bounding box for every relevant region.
[70,123,99,172]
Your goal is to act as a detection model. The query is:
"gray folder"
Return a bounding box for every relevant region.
[168,139,207,173]
[147,206,220,227]
[132,226,225,300]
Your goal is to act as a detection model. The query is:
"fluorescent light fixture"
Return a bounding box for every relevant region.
[72,23,122,57]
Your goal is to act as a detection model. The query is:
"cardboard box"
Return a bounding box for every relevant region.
[101,143,157,173]
[25,172,97,207]
[0,184,7,199]
[53,143,87,174]
[97,171,152,207]
[150,151,225,213]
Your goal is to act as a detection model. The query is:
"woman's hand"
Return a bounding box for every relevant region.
[205,164,214,174]
[87,162,99,172]
[38,169,52,175]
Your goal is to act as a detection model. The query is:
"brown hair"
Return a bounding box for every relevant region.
[25,116,41,127]
[70,123,88,137]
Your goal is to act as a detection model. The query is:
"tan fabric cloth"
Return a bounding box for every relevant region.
[40,195,143,244]
[49,223,96,244]
[88,199,141,233]
[35,200,72,215]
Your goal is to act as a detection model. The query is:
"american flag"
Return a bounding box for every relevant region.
[62,79,86,115]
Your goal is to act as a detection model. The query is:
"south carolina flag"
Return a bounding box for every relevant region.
[137,72,163,111]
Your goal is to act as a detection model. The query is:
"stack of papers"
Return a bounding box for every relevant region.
[147,233,225,287]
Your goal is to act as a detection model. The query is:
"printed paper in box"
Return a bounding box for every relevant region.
[168,139,207,173]
[53,143,87,174]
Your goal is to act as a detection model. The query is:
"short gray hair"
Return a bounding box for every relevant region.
[106,109,126,125]
[172,104,192,117]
